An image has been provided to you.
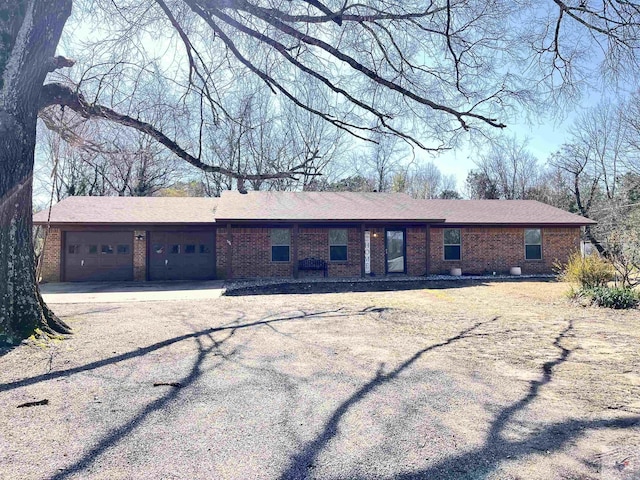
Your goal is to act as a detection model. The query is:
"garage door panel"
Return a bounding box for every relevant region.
[64,231,133,282]
[149,231,215,281]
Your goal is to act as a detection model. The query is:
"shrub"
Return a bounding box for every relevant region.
[586,286,639,309]
[556,252,615,289]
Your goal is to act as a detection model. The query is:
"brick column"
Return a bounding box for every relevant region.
[226,223,233,279]
[292,224,299,279]
[425,224,431,275]
[39,228,61,282]
[133,230,147,281]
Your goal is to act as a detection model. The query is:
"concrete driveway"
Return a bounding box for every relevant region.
[40,280,225,304]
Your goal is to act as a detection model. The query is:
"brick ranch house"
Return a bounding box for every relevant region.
[34,191,595,282]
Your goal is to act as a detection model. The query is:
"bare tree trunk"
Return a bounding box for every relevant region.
[0,0,73,344]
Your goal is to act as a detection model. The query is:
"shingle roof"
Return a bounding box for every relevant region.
[32,193,596,226]
[33,196,218,225]
[418,199,596,225]
[213,191,445,222]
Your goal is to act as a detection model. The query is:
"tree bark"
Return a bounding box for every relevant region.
[0,0,72,344]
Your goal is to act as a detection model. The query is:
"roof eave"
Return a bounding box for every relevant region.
[33,221,217,226]
[432,221,596,227]
[212,218,447,223]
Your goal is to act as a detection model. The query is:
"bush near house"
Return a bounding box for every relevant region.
[556,251,614,288]
[586,286,640,309]
[557,252,638,309]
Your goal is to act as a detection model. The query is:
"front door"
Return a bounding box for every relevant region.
[385,229,406,273]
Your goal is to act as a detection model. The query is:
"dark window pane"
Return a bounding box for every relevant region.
[525,229,541,245]
[153,244,164,254]
[199,244,211,254]
[88,245,98,254]
[270,229,290,246]
[68,244,80,254]
[330,245,348,261]
[526,245,542,260]
[170,244,180,254]
[184,244,196,254]
[272,245,290,262]
[101,245,114,255]
[117,244,130,255]
[444,229,461,245]
[444,245,461,260]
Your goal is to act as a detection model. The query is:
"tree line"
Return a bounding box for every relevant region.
[4,0,640,341]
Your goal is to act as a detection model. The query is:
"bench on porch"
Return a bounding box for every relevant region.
[298,257,328,277]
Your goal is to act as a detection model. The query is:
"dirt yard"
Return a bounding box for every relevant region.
[2,280,640,479]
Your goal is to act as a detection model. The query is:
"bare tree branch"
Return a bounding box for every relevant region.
[39,82,316,181]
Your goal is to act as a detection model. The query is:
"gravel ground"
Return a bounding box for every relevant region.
[2,281,640,479]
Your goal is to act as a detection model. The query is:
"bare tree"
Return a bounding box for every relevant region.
[3,0,640,341]
[38,111,182,198]
[475,135,542,199]
[465,170,500,199]
[550,101,630,255]
[525,164,576,211]
[391,160,459,199]
[355,133,408,192]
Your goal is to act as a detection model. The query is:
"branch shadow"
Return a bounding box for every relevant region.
[393,319,640,479]
[279,318,640,480]
[0,344,18,358]
[49,328,225,480]
[45,306,385,479]
[1,307,378,394]
[277,317,500,480]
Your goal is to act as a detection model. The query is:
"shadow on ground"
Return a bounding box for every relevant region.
[225,277,555,296]
[6,305,637,479]
[278,319,640,480]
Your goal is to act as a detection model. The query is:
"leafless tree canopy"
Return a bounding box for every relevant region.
[37,111,183,200]
[38,0,640,183]
[3,0,640,341]
[549,95,640,258]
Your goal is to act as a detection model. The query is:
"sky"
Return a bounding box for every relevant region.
[37,1,638,199]
[428,118,573,191]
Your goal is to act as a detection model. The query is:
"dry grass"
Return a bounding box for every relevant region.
[2,280,640,479]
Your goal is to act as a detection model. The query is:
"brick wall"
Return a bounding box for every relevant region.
[133,230,147,281]
[429,226,580,275]
[228,227,292,278]
[39,228,61,282]
[216,227,227,279]
[298,227,361,278]
[407,227,427,276]
[222,226,364,279]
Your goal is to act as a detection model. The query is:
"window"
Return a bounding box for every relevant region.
[170,244,180,254]
[117,244,130,255]
[153,244,164,254]
[184,244,196,254]
[444,229,461,261]
[329,229,348,261]
[88,245,98,254]
[525,229,542,260]
[67,244,80,254]
[101,245,114,255]
[270,229,290,262]
[199,244,211,254]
